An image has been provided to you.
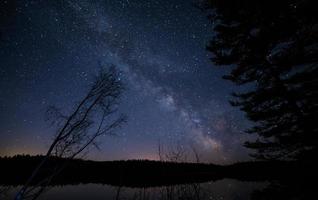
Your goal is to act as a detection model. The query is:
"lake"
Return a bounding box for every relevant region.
[1,179,267,200]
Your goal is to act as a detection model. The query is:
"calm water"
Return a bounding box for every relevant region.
[1,179,266,200]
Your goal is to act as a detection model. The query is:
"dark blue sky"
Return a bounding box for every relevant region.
[0,0,252,164]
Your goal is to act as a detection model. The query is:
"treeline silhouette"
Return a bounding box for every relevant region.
[0,155,315,188]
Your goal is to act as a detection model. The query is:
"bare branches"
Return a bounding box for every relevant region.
[48,66,125,159]
[165,143,187,162]
[158,140,202,163]
[16,65,126,200]
[190,143,201,163]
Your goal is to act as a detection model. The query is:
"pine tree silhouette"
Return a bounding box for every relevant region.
[205,0,318,160]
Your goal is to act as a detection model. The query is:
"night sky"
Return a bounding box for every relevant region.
[0,0,252,164]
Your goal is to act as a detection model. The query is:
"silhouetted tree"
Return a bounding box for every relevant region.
[16,65,126,199]
[203,0,318,160]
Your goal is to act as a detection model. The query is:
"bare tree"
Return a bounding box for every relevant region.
[157,141,187,163]
[158,139,164,161]
[158,140,203,163]
[190,143,201,163]
[16,65,126,200]
[165,142,187,162]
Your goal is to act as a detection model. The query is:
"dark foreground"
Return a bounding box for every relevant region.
[0,155,317,200]
[0,155,316,187]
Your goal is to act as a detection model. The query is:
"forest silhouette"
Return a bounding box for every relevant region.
[0,155,314,187]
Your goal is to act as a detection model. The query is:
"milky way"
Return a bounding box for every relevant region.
[0,0,252,164]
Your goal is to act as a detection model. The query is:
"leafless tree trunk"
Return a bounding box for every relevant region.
[158,140,164,161]
[190,143,201,163]
[16,66,126,200]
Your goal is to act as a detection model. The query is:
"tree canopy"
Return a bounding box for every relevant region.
[204,0,318,160]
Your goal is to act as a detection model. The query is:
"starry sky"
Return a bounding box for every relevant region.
[0,0,253,164]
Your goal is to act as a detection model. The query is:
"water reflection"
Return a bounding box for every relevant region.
[1,179,266,200]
